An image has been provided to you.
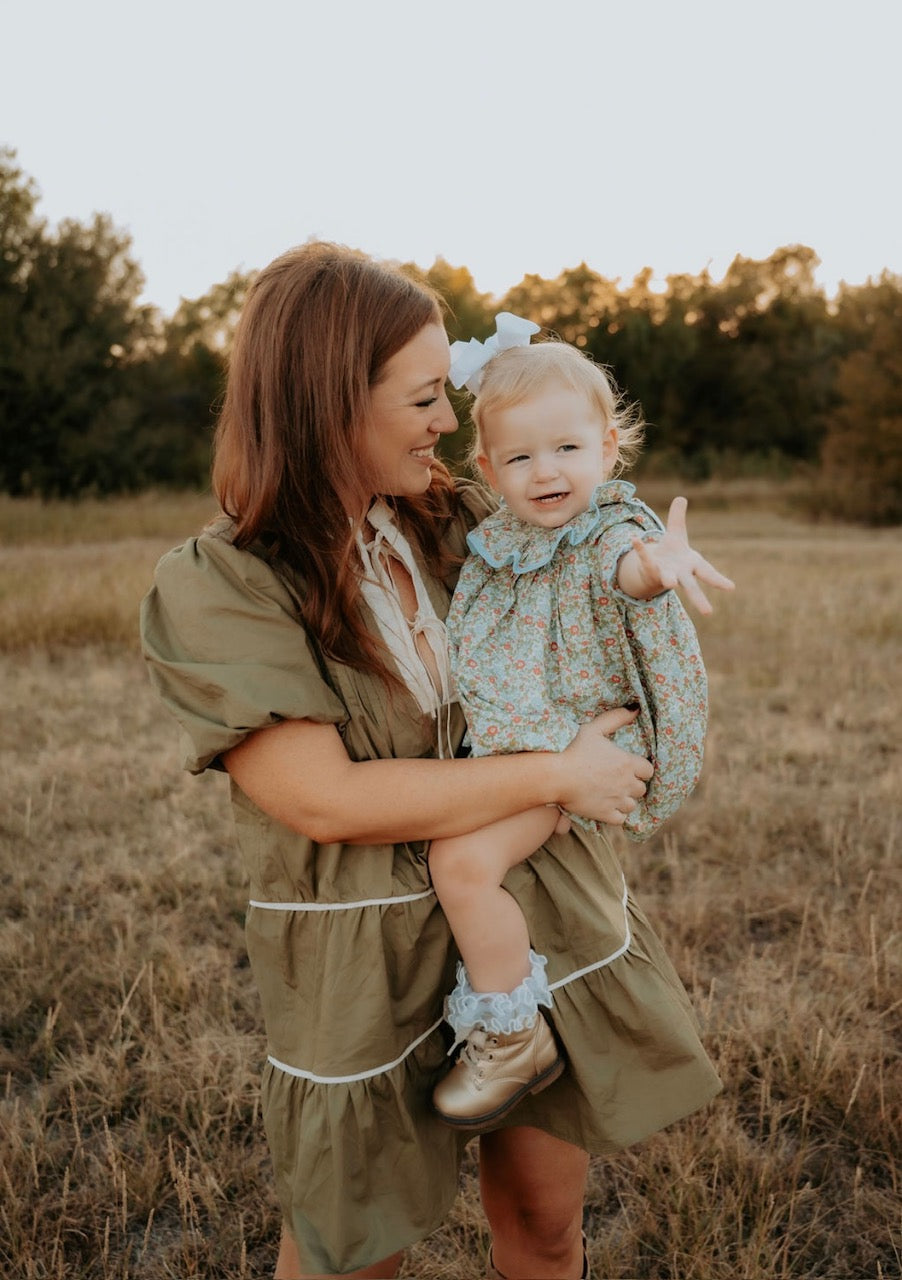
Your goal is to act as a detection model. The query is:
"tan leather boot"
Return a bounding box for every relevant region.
[433,1015,564,1129]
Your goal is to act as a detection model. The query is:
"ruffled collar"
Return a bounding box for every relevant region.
[466,480,647,574]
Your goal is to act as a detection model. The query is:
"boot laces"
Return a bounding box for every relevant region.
[460,1028,498,1072]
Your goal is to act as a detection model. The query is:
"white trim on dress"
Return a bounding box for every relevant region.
[549,875,631,991]
[264,876,633,1085]
[248,889,435,912]
[266,1018,445,1084]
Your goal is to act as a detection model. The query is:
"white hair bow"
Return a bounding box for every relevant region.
[448,311,540,394]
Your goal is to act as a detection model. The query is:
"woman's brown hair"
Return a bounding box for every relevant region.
[212,241,457,680]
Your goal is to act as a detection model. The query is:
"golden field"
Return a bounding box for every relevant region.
[0,485,898,1279]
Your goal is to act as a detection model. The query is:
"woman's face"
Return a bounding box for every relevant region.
[366,323,457,497]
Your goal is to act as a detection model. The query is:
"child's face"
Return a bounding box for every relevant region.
[477,383,618,529]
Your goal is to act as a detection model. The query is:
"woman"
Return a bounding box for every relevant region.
[140,242,721,1279]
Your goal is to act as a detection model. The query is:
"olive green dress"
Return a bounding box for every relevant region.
[140,480,721,1276]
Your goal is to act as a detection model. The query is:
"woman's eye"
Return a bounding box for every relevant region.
[416,397,438,408]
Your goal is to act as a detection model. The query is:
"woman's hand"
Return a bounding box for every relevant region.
[618,496,735,614]
[557,708,654,826]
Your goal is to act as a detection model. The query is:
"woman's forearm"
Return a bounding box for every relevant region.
[314,752,563,845]
[222,718,564,845]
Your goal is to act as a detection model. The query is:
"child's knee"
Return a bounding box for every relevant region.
[429,835,490,897]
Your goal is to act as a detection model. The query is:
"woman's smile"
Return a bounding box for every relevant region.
[366,324,457,495]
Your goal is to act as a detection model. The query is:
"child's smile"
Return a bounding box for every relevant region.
[478,383,619,529]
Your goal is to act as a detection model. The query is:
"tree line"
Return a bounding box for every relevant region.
[1,148,900,522]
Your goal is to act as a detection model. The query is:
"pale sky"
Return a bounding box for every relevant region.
[4,0,900,317]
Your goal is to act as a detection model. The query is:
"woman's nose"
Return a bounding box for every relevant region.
[430,391,458,435]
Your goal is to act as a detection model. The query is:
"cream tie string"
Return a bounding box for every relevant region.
[355,501,455,755]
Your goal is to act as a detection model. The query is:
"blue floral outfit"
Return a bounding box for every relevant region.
[447,480,708,840]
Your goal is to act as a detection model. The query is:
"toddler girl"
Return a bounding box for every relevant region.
[430,314,733,1129]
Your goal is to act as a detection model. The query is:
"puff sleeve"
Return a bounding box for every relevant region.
[594,516,709,841]
[613,589,708,841]
[140,529,348,774]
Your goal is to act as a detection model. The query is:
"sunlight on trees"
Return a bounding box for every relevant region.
[1,150,900,521]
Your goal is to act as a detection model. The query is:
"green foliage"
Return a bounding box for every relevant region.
[2,148,901,520]
[0,150,249,497]
[422,258,494,345]
[0,149,152,495]
[815,274,902,523]
[498,246,840,472]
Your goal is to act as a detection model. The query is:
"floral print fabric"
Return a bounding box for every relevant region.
[447,480,708,841]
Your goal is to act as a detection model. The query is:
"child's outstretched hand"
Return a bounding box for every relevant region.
[618,496,735,614]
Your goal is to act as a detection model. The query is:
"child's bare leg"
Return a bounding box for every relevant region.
[429,806,560,994]
[430,807,565,1127]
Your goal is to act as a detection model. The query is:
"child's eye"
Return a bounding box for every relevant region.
[506,454,529,464]
[558,443,577,452]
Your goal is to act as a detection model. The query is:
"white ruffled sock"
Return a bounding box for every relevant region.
[444,949,553,1049]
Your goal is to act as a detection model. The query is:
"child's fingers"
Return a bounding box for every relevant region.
[680,575,714,614]
[682,557,735,612]
[696,557,735,591]
[666,495,689,533]
[632,535,678,589]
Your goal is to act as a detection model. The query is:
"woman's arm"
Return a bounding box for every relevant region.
[222,709,652,845]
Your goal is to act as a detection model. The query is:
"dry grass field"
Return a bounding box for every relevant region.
[0,484,899,1279]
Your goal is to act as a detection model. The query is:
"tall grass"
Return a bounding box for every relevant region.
[0,492,218,652]
[0,484,898,1278]
[0,491,219,546]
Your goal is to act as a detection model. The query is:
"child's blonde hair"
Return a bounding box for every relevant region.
[469,340,644,477]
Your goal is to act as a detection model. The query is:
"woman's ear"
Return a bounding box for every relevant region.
[476,452,499,491]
